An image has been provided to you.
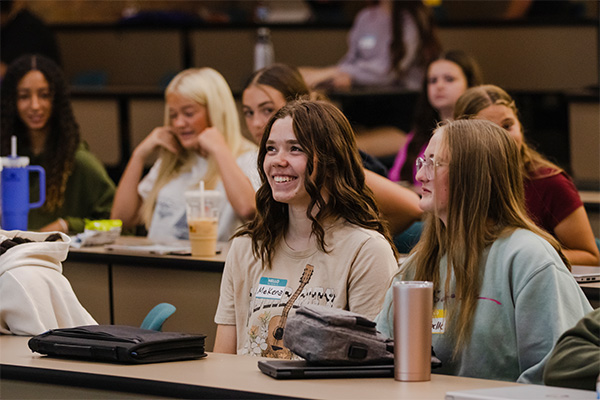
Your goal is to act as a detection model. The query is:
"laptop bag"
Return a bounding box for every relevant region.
[28,324,206,364]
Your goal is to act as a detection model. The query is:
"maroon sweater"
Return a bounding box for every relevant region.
[524,169,582,235]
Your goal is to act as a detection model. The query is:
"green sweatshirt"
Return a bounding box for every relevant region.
[544,308,600,391]
[28,143,115,233]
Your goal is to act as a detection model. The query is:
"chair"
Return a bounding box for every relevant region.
[140,303,176,331]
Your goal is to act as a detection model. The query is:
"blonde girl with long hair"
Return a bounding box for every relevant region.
[375,119,591,384]
[454,85,598,266]
[111,68,259,242]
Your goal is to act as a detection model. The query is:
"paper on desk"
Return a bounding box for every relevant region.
[105,243,192,255]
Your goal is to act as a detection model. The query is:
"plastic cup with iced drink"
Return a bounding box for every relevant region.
[184,187,222,257]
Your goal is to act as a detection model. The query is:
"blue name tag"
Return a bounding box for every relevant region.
[256,277,288,300]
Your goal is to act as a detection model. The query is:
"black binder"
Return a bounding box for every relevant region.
[28,325,206,364]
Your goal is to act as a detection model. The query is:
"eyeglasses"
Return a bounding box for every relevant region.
[415,157,446,179]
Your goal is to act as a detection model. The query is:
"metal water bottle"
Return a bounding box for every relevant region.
[254,27,274,71]
[393,281,433,381]
[1,136,46,230]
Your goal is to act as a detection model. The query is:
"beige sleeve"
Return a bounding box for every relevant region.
[346,235,398,320]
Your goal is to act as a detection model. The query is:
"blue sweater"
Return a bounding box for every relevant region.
[375,229,592,384]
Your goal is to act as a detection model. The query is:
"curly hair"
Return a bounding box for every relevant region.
[235,99,397,268]
[1,54,80,212]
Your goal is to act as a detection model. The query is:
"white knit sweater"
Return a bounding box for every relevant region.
[0,230,97,335]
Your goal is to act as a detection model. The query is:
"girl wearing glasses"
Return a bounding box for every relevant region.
[375,119,591,383]
[454,85,598,266]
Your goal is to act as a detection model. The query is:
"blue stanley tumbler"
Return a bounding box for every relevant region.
[1,136,46,230]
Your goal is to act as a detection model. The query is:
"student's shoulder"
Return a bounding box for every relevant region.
[229,235,254,256]
[235,148,258,166]
[332,221,393,251]
[73,143,104,168]
[491,229,568,276]
[494,229,556,257]
[71,143,112,180]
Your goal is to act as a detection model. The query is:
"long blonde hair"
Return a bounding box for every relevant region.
[453,84,562,180]
[407,119,568,356]
[141,68,255,227]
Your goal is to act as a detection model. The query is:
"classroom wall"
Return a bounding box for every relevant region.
[56,24,598,92]
[61,23,598,186]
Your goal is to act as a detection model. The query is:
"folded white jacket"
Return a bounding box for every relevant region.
[0,229,97,335]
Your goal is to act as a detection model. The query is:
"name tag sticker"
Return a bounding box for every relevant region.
[432,308,445,334]
[256,277,288,300]
[358,34,376,50]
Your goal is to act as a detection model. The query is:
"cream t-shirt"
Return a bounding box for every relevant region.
[214,220,398,357]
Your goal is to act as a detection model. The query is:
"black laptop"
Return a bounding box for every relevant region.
[258,359,394,380]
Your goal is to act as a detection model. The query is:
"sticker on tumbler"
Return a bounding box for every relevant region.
[256,277,288,300]
[432,308,445,334]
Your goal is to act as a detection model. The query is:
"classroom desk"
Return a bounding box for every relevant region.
[580,282,600,309]
[0,335,522,400]
[63,237,228,352]
[63,237,599,352]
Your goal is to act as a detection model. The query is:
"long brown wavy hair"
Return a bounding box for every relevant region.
[406,119,568,357]
[453,84,562,180]
[1,54,79,212]
[234,100,397,268]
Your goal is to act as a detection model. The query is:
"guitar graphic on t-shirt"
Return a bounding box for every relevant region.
[261,264,314,359]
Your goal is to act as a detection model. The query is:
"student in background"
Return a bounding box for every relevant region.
[300,0,441,90]
[242,63,422,238]
[375,119,592,384]
[388,50,483,188]
[111,68,259,243]
[454,84,599,266]
[0,54,115,233]
[543,308,600,391]
[214,100,398,357]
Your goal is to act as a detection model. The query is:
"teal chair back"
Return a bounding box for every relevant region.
[141,303,176,331]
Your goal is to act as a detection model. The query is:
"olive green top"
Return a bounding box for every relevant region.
[28,142,115,233]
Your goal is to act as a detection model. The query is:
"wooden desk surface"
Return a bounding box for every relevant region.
[0,336,521,400]
[68,236,228,271]
[579,191,600,206]
[63,237,228,349]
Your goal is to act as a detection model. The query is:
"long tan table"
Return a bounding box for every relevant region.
[63,237,600,352]
[64,237,228,351]
[0,335,522,399]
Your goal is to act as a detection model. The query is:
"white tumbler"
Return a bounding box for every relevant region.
[393,281,433,381]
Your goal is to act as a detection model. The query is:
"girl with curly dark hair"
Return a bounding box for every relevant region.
[214,100,398,357]
[1,54,115,233]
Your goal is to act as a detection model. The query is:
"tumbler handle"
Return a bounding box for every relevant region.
[28,165,46,209]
